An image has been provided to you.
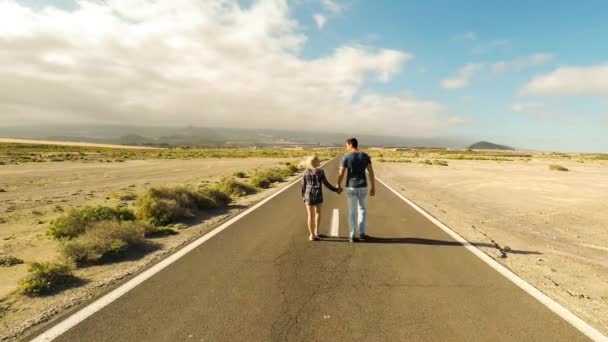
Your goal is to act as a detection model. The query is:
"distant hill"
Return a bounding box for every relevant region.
[468,141,514,150]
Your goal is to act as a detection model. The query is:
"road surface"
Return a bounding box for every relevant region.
[32,158,592,341]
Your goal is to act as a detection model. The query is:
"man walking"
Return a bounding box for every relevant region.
[337,138,375,243]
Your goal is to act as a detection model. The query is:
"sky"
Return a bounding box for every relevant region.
[0,0,607,152]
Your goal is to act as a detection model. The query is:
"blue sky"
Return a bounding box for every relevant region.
[5,0,608,152]
[292,0,608,151]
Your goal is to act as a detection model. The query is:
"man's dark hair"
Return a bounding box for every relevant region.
[346,138,358,148]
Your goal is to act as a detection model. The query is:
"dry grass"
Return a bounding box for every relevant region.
[20,262,76,296]
[549,164,569,171]
[136,186,231,226]
[0,256,23,267]
[48,206,136,239]
[60,220,149,264]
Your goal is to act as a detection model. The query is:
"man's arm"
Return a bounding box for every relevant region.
[337,167,346,190]
[367,163,376,196]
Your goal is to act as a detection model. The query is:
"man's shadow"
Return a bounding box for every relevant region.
[318,235,542,257]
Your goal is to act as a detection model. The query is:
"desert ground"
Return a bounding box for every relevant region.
[375,154,608,334]
[0,141,332,340]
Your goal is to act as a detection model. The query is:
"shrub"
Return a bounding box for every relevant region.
[20,262,76,295]
[250,175,272,189]
[137,186,231,226]
[285,164,300,174]
[215,179,257,197]
[0,255,24,267]
[549,164,569,171]
[48,206,136,239]
[433,160,449,166]
[137,187,201,226]
[233,171,247,178]
[420,160,433,165]
[60,220,148,264]
[256,169,285,183]
[199,188,232,207]
[0,188,6,192]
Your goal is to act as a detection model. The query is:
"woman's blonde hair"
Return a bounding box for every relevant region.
[303,155,320,170]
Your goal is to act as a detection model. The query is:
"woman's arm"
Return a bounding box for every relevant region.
[301,173,307,197]
[320,170,339,192]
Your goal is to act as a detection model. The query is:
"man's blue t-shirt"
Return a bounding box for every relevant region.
[341,152,371,188]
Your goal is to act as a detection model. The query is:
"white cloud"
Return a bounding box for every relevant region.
[521,64,608,96]
[0,0,457,137]
[511,102,546,113]
[440,63,484,89]
[313,13,326,29]
[492,53,553,74]
[321,0,344,14]
[453,31,477,41]
[441,53,553,89]
[471,39,510,55]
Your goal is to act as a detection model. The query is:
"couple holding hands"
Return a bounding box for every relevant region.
[301,138,376,242]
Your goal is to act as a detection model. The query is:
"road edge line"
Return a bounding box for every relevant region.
[377,177,607,342]
[31,174,309,342]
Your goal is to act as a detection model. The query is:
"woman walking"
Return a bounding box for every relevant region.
[301,156,341,241]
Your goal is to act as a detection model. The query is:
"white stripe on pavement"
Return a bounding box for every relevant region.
[330,209,339,237]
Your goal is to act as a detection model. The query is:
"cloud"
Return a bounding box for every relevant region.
[521,64,608,96]
[321,0,344,14]
[511,102,546,113]
[453,31,477,41]
[492,53,553,74]
[441,53,553,89]
[313,13,326,29]
[471,39,510,55]
[440,63,484,89]
[0,0,457,137]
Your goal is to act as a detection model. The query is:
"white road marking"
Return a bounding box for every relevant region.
[330,209,339,237]
[377,177,607,342]
[31,175,308,342]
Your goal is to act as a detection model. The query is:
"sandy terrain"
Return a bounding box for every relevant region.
[0,138,159,150]
[376,158,608,334]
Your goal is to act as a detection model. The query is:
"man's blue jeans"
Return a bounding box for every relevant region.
[346,187,367,238]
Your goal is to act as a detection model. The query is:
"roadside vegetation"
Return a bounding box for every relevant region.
[20,262,77,296]
[0,142,336,165]
[549,164,569,172]
[0,255,23,267]
[13,161,305,297]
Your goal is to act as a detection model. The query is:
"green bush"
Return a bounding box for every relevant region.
[549,164,569,171]
[250,175,272,189]
[215,179,257,197]
[20,262,76,295]
[137,186,232,226]
[420,159,433,165]
[233,171,247,178]
[48,206,136,239]
[0,255,24,267]
[256,169,285,183]
[199,187,233,207]
[60,220,148,264]
[285,164,300,174]
[433,160,449,166]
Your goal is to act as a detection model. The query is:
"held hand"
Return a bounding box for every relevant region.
[370,187,376,197]
[336,186,343,195]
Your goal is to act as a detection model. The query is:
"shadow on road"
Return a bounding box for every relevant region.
[318,236,542,257]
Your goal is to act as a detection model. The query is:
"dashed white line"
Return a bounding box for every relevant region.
[330,209,340,237]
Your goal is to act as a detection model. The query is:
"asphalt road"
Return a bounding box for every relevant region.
[41,158,590,341]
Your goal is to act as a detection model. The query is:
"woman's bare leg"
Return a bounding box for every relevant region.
[306,205,315,240]
[314,205,322,237]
